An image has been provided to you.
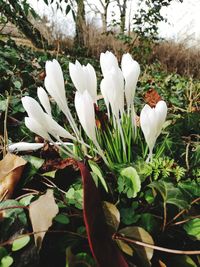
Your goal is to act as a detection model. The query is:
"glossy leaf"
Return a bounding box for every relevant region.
[12,235,30,251]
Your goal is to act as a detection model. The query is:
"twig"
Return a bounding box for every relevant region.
[167,197,200,226]
[0,229,87,247]
[113,233,200,255]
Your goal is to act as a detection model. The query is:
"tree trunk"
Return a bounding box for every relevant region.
[74,0,86,48]
[0,0,48,49]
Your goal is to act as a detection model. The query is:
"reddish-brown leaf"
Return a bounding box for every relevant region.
[144,89,162,108]
[78,162,128,267]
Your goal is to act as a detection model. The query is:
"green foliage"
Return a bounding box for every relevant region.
[12,236,30,251]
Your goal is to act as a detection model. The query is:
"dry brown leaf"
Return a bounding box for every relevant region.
[144,88,162,108]
[29,189,59,249]
[0,153,27,200]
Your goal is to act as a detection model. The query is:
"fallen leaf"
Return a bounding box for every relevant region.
[0,153,27,199]
[29,189,59,249]
[103,201,120,232]
[144,89,162,108]
[78,162,128,267]
[119,226,154,267]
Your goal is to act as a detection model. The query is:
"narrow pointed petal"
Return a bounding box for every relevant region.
[37,87,51,115]
[69,60,97,103]
[100,51,119,76]
[22,96,46,122]
[75,91,97,142]
[25,117,51,141]
[121,53,140,109]
[44,114,75,140]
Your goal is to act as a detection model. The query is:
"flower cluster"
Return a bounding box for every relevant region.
[21,51,167,165]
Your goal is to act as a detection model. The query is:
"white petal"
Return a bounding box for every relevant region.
[100,51,119,76]
[75,91,96,142]
[22,96,46,122]
[44,114,74,140]
[45,59,65,100]
[25,117,51,141]
[69,61,85,93]
[121,53,140,108]
[37,87,51,115]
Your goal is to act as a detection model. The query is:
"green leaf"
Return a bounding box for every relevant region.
[120,167,141,198]
[13,80,21,89]
[0,256,13,267]
[149,181,189,209]
[54,214,70,225]
[119,226,154,267]
[22,155,44,169]
[12,236,30,251]
[88,160,108,192]
[183,219,200,240]
[0,100,7,112]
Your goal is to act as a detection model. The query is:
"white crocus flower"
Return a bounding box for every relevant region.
[37,87,51,115]
[22,96,47,122]
[22,96,74,142]
[121,53,140,112]
[44,113,75,141]
[140,100,168,162]
[69,60,97,103]
[100,51,119,76]
[45,59,79,137]
[100,67,124,121]
[75,90,97,143]
[25,117,51,141]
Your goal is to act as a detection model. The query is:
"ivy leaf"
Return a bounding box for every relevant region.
[183,219,200,240]
[12,235,30,251]
[0,256,13,267]
[119,167,141,198]
[149,181,189,209]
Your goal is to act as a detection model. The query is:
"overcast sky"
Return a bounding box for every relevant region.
[29,0,200,45]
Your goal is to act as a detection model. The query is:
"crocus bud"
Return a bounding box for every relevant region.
[121,53,140,110]
[100,67,124,119]
[140,100,167,162]
[25,117,51,141]
[22,96,46,122]
[37,87,51,115]
[45,59,70,117]
[69,60,97,103]
[100,51,119,76]
[75,90,97,143]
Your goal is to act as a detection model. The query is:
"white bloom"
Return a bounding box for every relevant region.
[22,96,74,141]
[25,117,51,141]
[100,51,119,76]
[69,60,97,102]
[22,96,46,122]
[44,114,75,140]
[37,87,51,115]
[121,53,140,110]
[140,100,167,162]
[75,90,97,142]
[45,59,79,137]
[100,67,124,119]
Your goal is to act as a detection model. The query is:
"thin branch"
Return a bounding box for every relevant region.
[113,233,200,255]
